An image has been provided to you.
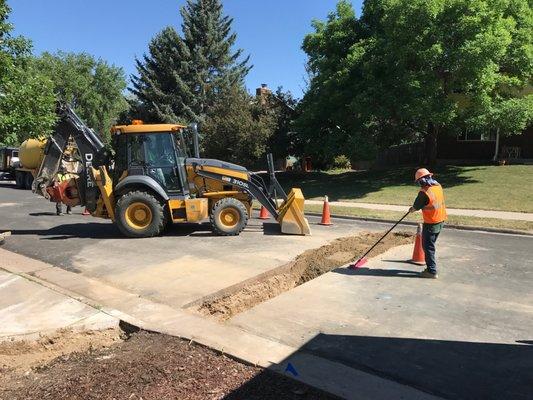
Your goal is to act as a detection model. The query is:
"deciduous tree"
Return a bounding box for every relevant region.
[35,52,128,140]
[202,86,275,167]
[297,0,533,166]
[0,1,55,145]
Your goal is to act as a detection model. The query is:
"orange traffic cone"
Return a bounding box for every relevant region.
[258,205,270,219]
[82,208,90,216]
[411,223,425,265]
[319,195,333,226]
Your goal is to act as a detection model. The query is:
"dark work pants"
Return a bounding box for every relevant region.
[56,202,71,215]
[422,225,440,274]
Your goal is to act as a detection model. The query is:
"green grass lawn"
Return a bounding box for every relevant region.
[302,204,533,233]
[278,165,533,213]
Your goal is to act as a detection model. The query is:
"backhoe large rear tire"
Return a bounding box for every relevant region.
[115,190,167,238]
[210,197,248,236]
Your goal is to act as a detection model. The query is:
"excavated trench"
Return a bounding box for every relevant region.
[195,231,414,321]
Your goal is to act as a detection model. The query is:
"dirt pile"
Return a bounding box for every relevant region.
[0,327,122,374]
[0,331,336,400]
[197,231,413,321]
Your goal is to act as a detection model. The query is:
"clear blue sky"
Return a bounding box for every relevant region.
[9,0,362,98]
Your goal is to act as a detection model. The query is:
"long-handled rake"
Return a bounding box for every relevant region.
[349,211,410,269]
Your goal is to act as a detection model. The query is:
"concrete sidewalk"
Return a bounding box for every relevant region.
[0,248,440,400]
[0,269,117,341]
[306,199,533,221]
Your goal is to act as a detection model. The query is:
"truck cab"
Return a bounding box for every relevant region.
[0,147,19,181]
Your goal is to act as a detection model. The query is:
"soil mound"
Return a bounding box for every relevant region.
[198,231,413,321]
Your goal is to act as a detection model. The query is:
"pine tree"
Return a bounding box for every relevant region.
[180,0,250,121]
[130,27,193,123]
[130,0,250,124]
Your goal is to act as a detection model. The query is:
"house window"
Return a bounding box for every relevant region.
[457,129,497,141]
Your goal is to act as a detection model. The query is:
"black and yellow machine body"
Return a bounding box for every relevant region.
[33,103,310,238]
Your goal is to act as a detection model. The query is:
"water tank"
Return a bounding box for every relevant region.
[19,139,46,169]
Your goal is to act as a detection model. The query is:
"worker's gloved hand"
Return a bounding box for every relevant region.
[408,206,416,214]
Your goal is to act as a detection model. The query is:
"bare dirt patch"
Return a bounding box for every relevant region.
[0,327,122,374]
[0,331,336,400]
[197,231,413,321]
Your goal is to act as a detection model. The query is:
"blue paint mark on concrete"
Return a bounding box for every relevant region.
[285,362,299,377]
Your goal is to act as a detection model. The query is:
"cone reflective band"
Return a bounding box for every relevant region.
[319,195,332,226]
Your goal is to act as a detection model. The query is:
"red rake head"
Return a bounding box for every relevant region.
[349,257,368,269]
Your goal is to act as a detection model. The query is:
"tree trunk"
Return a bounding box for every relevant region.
[424,123,439,166]
[492,129,500,162]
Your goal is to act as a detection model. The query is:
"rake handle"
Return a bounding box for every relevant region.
[356,211,411,262]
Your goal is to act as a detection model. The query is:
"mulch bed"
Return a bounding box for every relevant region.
[1,331,338,400]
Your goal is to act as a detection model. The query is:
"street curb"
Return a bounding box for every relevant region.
[305,212,533,237]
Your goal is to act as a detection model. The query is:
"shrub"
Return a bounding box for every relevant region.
[332,155,351,170]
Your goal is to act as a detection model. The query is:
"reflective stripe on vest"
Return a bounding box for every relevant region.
[421,184,447,224]
[58,173,68,182]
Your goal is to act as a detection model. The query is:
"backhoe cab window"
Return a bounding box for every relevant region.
[174,130,189,159]
[144,134,175,167]
[125,133,185,194]
[129,135,145,166]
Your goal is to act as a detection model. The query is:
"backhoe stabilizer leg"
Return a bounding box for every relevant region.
[277,188,311,235]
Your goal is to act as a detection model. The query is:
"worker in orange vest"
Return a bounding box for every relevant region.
[55,166,72,216]
[409,168,447,278]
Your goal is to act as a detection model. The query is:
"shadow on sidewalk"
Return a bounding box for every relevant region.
[334,267,421,278]
[224,333,533,400]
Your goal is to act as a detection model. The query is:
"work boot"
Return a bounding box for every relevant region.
[419,269,438,279]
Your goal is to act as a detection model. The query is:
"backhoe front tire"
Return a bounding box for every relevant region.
[115,190,167,238]
[210,198,249,236]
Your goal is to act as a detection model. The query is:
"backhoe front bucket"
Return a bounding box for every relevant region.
[277,188,311,235]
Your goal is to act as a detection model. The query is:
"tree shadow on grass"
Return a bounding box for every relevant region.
[276,165,481,202]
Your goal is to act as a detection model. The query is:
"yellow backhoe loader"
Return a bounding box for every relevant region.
[31,103,311,238]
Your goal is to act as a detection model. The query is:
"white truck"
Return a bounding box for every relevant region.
[0,146,19,182]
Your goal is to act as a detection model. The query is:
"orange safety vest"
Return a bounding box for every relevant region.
[421,184,447,224]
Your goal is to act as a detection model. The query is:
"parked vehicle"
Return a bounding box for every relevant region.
[0,147,19,181]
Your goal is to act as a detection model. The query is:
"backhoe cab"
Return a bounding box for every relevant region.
[34,104,310,238]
